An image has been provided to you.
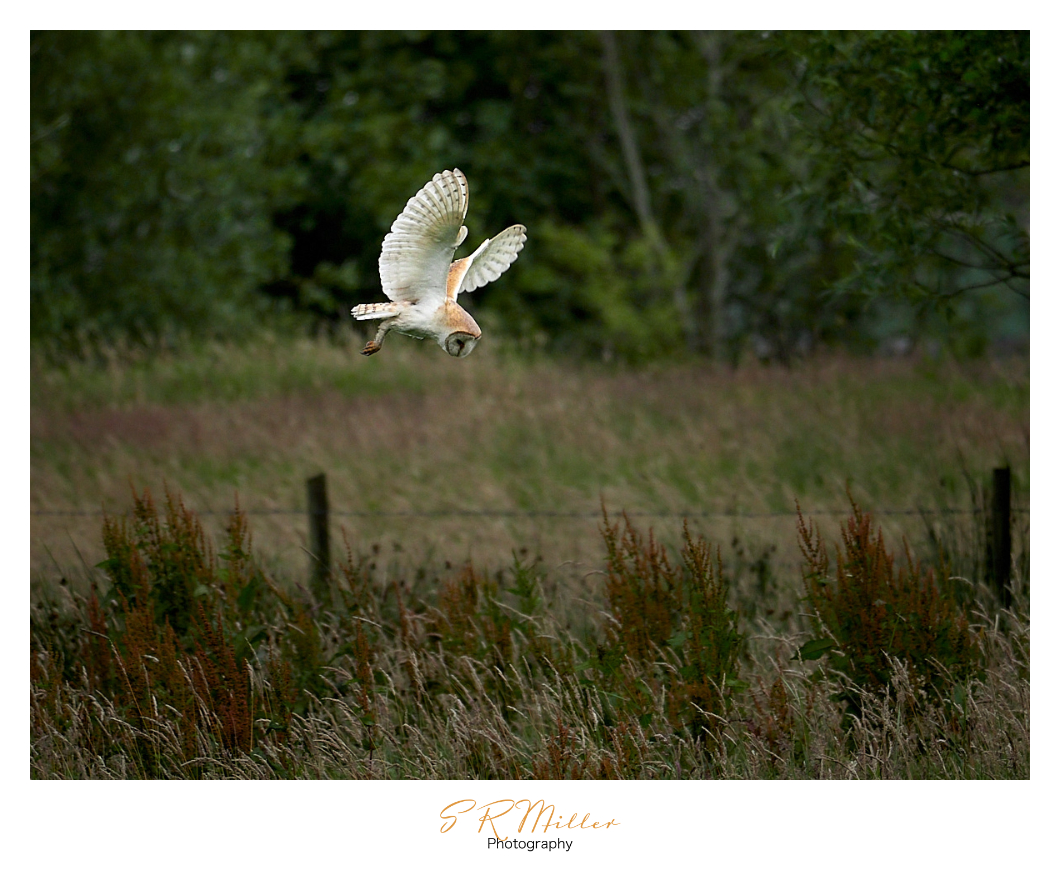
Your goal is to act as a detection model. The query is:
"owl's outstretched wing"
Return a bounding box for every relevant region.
[447,224,527,301]
[379,169,469,304]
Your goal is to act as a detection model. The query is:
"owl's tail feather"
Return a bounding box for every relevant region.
[352,302,406,320]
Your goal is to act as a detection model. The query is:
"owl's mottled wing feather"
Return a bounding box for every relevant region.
[379,169,469,304]
[449,224,527,300]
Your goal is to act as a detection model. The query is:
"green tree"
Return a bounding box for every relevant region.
[31,31,305,352]
[785,31,1029,304]
[596,31,858,361]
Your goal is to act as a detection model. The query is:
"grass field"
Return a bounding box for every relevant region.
[30,335,1030,778]
[32,332,1028,581]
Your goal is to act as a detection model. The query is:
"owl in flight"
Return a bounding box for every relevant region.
[351,168,527,358]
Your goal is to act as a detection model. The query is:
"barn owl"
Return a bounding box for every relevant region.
[351,168,527,357]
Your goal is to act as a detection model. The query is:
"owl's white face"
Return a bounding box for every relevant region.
[443,331,479,358]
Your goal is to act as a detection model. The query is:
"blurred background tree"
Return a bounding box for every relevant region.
[782,30,1029,357]
[30,30,1029,362]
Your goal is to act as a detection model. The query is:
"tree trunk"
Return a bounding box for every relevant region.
[600,31,694,350]
[696,32,731,361]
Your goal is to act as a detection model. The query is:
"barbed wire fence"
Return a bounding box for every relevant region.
[32,468,1025,603]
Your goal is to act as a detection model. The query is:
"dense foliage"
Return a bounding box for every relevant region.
[31,31,1029,360]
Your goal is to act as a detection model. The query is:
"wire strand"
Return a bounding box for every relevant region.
[31,506,1024,518]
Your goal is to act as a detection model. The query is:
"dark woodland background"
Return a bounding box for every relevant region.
[31,30,1029,362]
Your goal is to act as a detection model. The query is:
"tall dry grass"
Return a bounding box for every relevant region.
[30,489,1029,779]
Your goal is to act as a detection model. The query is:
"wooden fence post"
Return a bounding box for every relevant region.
[990,466,1012,607]
[307,473,331,602]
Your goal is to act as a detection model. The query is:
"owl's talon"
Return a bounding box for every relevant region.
[361,341,381,356]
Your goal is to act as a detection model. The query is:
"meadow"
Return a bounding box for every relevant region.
[30,334,1030,778]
